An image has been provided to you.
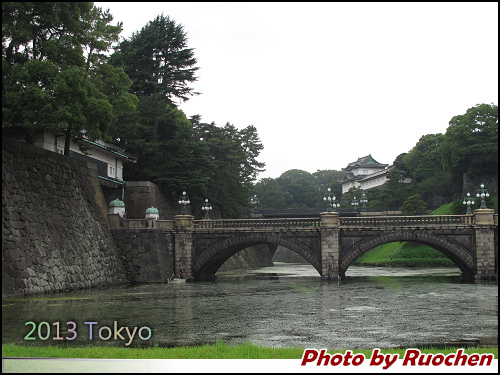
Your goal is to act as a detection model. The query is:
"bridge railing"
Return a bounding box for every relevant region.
[340,215,475,227]
[194,218,321,230]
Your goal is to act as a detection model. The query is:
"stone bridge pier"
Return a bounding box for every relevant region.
[320,212,341,280]
[174,215,195,279]
[474,209,497,279]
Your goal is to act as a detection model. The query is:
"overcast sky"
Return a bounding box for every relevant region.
[95,2,498,180]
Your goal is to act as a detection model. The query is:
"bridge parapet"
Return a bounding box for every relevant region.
[340,215,475,228]
[193,218,321,231]
[110,214,476,231]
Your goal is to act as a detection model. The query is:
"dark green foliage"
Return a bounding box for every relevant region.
[403,133,459,203]
[253,178,287,209]
[2,2,93,66]
[368,169,414,208]
[340,186,363,208]
[392,152,410,176]
[194,121,265,217]
[109,14,199,103]
[123,110,266,218]
[121,104,211,209]
[449,195,497,215]
[108,13,265,218]
[441,103,498,180]
[403,134,444,180]
[417,171,459,203]
[400,194,428,215]
[277,170,318,208]
[400,104,498,206]
[252,169,344,209]
[2,2,135,151]
[313,169,344,202]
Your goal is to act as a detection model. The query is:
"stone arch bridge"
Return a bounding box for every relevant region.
[109,210,497,281]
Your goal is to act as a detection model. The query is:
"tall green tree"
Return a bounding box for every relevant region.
[313,169,344,203]
[252,178,288,209]
[403,134,444,179]
[369,169,414,208]
[123,104,213,205]
[252,169,345,210]
[400,194,428,215]
[441,103,498,179]
[2,2,135,153]
[109,14,199,103]
[108,13,200,158]
[417,171,458,203]
[194,120,265,217]
[108,13,207,211]
[403,133,458,203]
[2,2,91,67]
[340,186,363,208]
[392,152,410,176]
[82,6,123,72]
[277,170,318,208]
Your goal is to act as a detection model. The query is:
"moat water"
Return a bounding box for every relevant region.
[2,263,497,349]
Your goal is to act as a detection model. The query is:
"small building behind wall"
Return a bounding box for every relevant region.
[31,130,137,203]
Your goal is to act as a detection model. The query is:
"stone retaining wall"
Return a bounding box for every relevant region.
[2,138,127,297]
[272,246,309,263]
[112,229,174,283]
[218,244,274,272]
[463,172,498,197]
[124,181,174,220]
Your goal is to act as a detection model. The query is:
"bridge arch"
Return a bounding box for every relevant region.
[192,233,321,280]
[339,231,475,278]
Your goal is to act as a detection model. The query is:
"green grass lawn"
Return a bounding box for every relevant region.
[430,202,454,215]
[353,241,455,267]
[352,202,473,268]
[2,342,497,359]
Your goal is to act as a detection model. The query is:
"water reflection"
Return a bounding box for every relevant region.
[2,263,497,349]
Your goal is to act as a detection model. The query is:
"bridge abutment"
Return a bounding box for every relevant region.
[474,209,497,279]
[320,212,341,280]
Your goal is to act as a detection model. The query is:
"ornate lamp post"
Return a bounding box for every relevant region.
[463,192,475,215]
[250,194,259,213]
[323,187,340,212]
[360,193,369,212]
[351,196,359,214]
[202,198,212,219]
[178,191,190,215]
[476,183,490,209]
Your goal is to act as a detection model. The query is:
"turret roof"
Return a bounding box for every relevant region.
[145,206,159,214]
[342,155,388,172]
[109,199,125,207]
